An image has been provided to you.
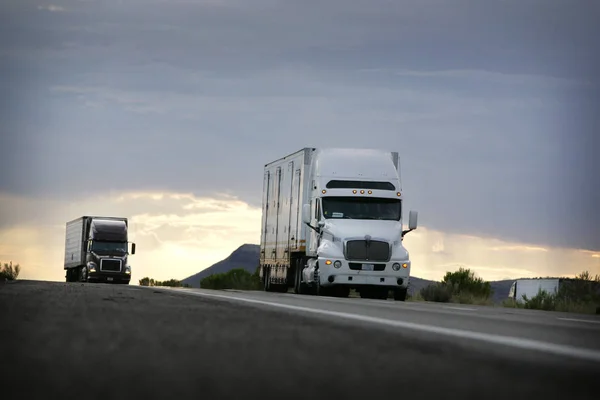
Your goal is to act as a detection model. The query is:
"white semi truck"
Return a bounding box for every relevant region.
[259,147,418,300]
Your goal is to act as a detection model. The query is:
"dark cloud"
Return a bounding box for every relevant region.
[0,0,599,250]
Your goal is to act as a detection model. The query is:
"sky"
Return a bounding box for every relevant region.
[1,0,599,285]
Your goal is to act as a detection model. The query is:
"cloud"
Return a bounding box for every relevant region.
[402,228,600,282]
[1,190,598,284]
[37,5,65,12]
[0,191,262,283]
[0,0,598,256]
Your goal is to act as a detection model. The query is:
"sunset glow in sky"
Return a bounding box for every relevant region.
[1,1,598,284]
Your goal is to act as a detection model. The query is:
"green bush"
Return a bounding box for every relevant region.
[419,267,492,304]
[420,282,452,302]
[0,261,20,281]
[522,289,556,311]
[139,277,190,287]
[200,268,262,291]
[442,267,491,299]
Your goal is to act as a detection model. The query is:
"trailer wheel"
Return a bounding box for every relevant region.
[263,267,273,292]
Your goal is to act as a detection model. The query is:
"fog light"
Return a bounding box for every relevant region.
[334,260,342,269]
[392,263,401,271]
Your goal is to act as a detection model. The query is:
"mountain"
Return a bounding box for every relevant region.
[181,244,260,288]
[182,243,515,302]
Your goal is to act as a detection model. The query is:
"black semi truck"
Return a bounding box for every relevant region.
[64,216,136,284]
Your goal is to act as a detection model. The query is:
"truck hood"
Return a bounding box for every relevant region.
[322,219,402,243]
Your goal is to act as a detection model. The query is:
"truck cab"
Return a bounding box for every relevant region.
[84,219,135,284]
[300,148,417,300]
[64,216,136,284]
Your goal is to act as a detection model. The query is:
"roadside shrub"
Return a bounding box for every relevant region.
[406,290,424,302]
[442,267,491,299]
[200,268,262,290]
[0,261,20,281]
[420,283,452,302]
[505,271,600,314]
[522,289,556,311]
[138,277,190,287]
[419,267,492,304]
[501,298,524,308]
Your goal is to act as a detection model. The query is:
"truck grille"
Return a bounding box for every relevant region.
[100,259,122,272]
[345,240,390,262]
[348,263,386,271]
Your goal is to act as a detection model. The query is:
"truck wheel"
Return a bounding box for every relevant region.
[312,269,321,296]
[394,288,407,301]
[293,259,308,295]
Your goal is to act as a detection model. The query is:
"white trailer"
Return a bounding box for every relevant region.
[508,278,561,301]
[259,147,418,300]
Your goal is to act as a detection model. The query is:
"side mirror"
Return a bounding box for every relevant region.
[318,220,325,228]
[131,243,136,255]
[302,204,311,224]
[408,210,418,230]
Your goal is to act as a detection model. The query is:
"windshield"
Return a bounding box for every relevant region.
[90,241,128,254]
[321,197,401,221]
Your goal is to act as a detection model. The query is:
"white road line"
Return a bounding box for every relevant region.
[557,317,600,325]
[443,306,477,311]
[152,287,600,363]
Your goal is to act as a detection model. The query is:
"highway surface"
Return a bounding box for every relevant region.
[1,280,599,400]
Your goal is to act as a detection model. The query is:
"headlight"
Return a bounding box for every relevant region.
[125,265,131,274]
[392,263,401,271]
[334,260,342,269]
[87,262,97,272]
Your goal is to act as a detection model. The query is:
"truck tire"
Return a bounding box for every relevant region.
[394,287,407,301]
[293,259,308,295]
[263,267,273,292]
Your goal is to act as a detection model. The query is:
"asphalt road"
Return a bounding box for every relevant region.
[1,280,599,400]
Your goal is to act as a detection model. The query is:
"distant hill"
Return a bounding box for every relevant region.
[181,244,260,288]
[182,243,515,302]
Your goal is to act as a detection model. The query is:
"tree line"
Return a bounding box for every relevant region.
[139,277,190,287]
